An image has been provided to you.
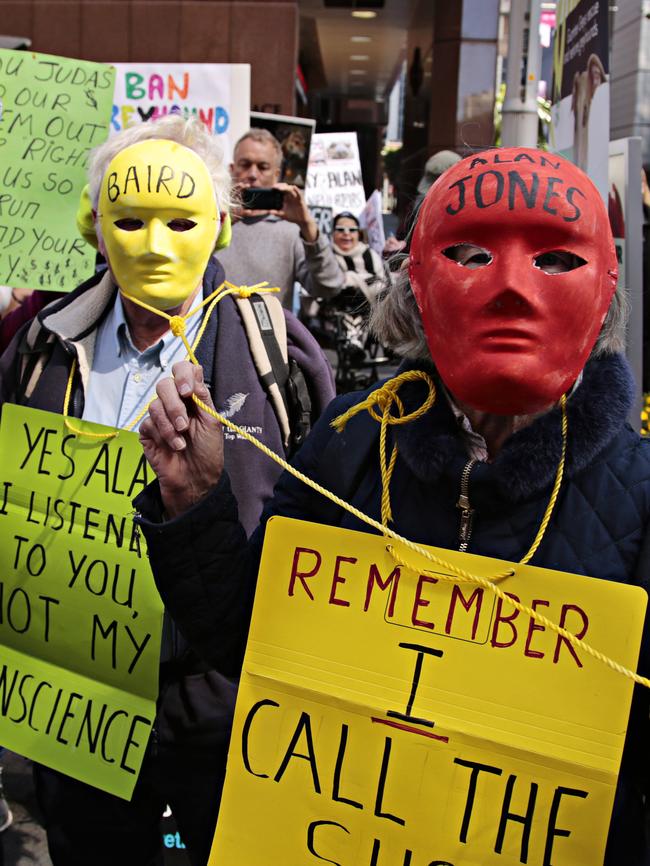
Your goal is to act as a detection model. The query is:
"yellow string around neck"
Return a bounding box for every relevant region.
[332,376,568,570]
[62,280,281,439]
[332,370,436,525]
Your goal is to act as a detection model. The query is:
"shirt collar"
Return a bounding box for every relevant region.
[110,291,202,366]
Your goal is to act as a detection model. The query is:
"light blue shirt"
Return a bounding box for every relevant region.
[83,293,203,432]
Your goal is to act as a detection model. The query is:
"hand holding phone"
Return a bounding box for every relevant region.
[241,187,284,211]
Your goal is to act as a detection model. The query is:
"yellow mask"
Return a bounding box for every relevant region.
[98,139,219,311]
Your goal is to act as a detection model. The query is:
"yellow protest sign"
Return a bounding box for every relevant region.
[212,517,647,866]
[0,404,162,799]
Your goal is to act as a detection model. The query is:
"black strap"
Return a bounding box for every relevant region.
[343,255,356,272]
[362,248,377,276]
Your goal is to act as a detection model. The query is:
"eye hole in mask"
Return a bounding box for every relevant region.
[113,218,198,233]
[443,243,493,269]
[114,218,144,232]
[168,219,197,233]
[533,250,587,274]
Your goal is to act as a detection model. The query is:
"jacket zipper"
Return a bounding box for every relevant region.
[457,459,477,552]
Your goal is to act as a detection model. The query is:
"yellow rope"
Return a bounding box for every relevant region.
[190,389,650,690]
[332,376,568,566]
[520,394,568,565]
[62,281,280,438]
[331,370,436,526]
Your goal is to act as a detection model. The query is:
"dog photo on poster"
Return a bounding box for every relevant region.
[551,0,609,199]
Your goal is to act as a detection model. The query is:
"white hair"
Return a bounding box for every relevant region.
[87,115,232,213]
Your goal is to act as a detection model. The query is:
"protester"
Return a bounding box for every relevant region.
[0,115,334,866]
[307,211,391,360]
[136,147,650,866]
[331,211,389,299]
[217,128,345,308]
[0,749,11,840]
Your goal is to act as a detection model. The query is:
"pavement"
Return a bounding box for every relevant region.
[2,751,50,866]
[0,751,191,866]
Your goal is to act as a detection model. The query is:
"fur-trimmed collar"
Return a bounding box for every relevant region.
[333,241,368,260]
[391,354,636,503]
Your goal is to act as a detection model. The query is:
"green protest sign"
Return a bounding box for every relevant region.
[0,404,162,800]
[0,50,115,291]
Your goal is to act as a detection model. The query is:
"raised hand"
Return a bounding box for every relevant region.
[139,361,224,517]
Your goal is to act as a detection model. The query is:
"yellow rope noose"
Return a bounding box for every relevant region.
[62,281,280,438]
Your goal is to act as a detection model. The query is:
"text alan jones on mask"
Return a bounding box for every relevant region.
[409,148,617,417]
[442,152,587,221]
[212,518,646,866]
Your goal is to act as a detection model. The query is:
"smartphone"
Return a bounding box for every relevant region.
[241,187,284,211]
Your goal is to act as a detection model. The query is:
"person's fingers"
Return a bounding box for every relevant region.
[240,207,270,217]
[139,416,164,448]
[148,394,187,451]
[170,361,201,400]
[157,376,191,432]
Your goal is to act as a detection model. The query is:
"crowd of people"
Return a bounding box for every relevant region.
[0,115,648,866]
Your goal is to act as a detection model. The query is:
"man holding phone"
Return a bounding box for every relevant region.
[217,128,344,309]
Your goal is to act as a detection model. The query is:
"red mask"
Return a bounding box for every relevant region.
[409,148,618,414]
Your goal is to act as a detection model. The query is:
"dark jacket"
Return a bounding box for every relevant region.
[137,352,650,866]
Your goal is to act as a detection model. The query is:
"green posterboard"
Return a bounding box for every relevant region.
[0,50,115,291]
[0,404,163,799]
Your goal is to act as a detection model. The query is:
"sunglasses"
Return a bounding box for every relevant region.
[334,226,359,234]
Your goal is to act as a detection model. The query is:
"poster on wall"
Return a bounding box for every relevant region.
[111,63,250,161]
[250,111,316,189]
[305,132,366,216]
[551,0,609,199]
[0,49,114,291]
[609,137,644,423]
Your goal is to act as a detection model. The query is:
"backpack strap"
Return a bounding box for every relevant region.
[342,255,356,272]
[362,248,377,276]
[16,318,57,403]
[234,292,315,457]
[234,293,292,450]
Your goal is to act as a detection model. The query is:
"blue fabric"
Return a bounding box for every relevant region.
[83,292,202,432]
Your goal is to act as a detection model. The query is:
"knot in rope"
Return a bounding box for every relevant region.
[169,315,186,338]
[233,280,281,298]
[331,370,436,527]
[331,369,436,433]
